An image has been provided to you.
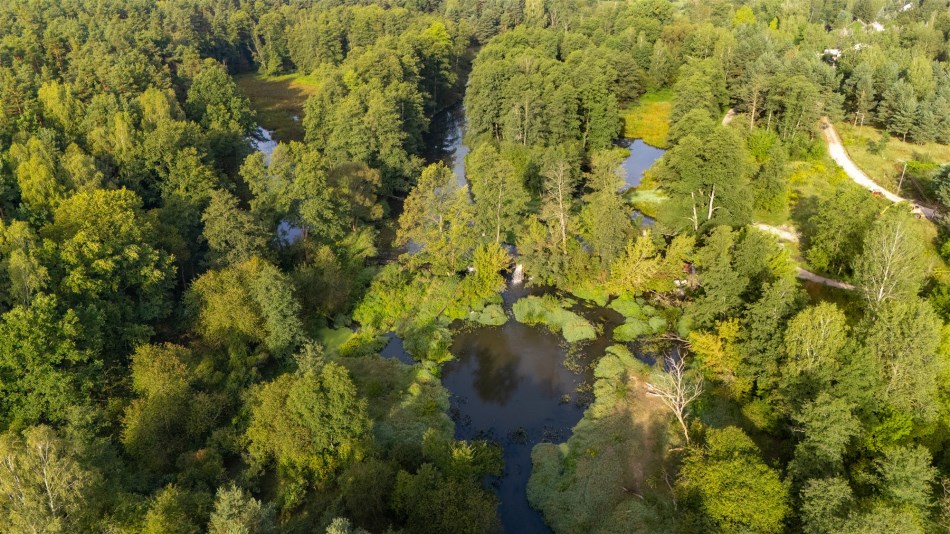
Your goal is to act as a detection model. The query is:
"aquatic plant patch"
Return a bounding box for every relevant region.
[512,295,597,343]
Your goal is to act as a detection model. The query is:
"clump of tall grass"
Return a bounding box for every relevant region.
[468,303,507,326]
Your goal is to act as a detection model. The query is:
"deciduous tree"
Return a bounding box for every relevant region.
[678,427,789,533]
[853,208,928,309]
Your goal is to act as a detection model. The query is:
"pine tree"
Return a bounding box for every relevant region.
[879,81,918,142]
[911,100,938,144]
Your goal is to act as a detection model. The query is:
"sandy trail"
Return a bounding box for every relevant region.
[820,120,935,219]
[753,223,855,290]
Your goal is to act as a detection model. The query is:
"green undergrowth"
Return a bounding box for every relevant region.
[339,355,453,450]
[569,285,611,306]
[626,185,669,219]
[316,326,354,354]
[467,303,507,326]
[352,264,503,362]
[512,295,597,342]
[621,89,674,148]
[528,345,675,533]
[235,72,320,142]
[609,297,680,341]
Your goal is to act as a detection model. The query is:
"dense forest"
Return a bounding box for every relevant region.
[0,0,949,532]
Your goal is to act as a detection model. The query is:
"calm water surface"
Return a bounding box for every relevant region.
[252,126,278,164]
[384,284,624,533]
[425,105,469,187]
[443,286,623,532]
[618,138,665,190]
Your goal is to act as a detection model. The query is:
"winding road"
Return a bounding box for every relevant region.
[820,119,935,219]
[722,112,936,218]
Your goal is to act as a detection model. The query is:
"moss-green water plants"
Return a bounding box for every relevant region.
[609,297,669,341]
[468,303,508,326]
[512,295,597,343]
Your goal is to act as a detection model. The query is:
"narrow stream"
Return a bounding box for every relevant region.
[426,104,469,187]
[249,127,304,245]
[618,138,666,227]
[252,126,278,164]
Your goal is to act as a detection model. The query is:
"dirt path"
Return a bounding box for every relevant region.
[820,119,935,219]
[794,267,855,290]
[721,108,736,126]
[754,222,799,243]
[753,223,855,290]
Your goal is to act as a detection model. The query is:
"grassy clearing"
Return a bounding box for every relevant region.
[835,122,950,201]
[528,345,675,532]
[787,158,853,206]
[235,72,321,142]
[621,89,674,149]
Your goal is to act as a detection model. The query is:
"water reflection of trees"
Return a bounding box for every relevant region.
[469,341,521,405]
[460,324,573,405]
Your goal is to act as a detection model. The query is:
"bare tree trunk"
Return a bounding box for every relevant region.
[495,189,503,243]
[690,192,699,232]
[647,354,704,444]
[749,90,758,129]
[706,184,716,221]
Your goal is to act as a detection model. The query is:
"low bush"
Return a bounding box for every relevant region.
[614,319,650,341]
[610,298,669,341]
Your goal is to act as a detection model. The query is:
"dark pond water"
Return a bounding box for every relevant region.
[445,288,623,533]
[618,138,665,190]
[383,284,625,533]
[380,332,414,365]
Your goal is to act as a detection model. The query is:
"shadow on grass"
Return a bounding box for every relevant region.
[235,73,318,142]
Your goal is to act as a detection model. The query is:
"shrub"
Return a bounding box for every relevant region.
[648,316,667,333]
[609,297,644,319]
[562,315,597,342]
[570,284,611,306]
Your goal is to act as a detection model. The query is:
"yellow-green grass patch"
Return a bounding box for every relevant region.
[235,72,321,142]
[620,89,673,149]
[835,122,950,202]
